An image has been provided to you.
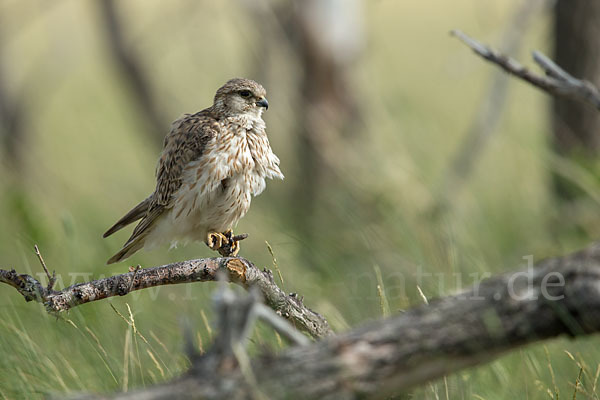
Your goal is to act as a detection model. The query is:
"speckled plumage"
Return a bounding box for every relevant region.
[104,78,283,264]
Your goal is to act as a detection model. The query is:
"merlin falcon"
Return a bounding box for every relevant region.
[104,78,283,264]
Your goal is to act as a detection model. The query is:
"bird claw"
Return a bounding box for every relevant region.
[207,232,228,251]
[206,230,247,257]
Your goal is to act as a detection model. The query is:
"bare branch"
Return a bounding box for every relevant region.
[0,257,333,339]
[210,283,262,363]
[72,242,600,399]
[34,244,56,291]
[253,303,310,346]
[451,29,600,110]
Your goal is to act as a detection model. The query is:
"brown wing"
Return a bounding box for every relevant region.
[106,110,219,263]
[154,111,220,208]
[103,196,151,238]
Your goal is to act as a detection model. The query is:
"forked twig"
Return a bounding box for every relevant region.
[451,29,600,110]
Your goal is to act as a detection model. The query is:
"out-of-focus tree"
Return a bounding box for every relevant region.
[96,0,167,148]
[432,0,550,217]
[0,24,27,169]
[288,0,363,247]
[240,0,365,268]
[552,0,600,199]
[290,0,362,220]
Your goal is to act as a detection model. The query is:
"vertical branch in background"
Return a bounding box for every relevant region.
[289,0,363,257]
[432,0,552,216]
[239,0,364,267]
[552,0,600,200]
[0,23,27,169]
[96,0,166,148]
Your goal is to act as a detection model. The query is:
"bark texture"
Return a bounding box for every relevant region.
[0,257,333,339]
[68,243,600,400]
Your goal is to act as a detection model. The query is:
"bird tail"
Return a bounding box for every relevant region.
[106,207,164,264]
[103,197,151,238]
[106,235,146,264]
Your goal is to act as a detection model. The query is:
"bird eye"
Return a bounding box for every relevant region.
[239,90,252,98]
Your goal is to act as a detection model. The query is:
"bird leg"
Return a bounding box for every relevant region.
[206,230,248,257]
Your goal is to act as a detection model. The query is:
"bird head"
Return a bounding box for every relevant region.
[213,78,269,118]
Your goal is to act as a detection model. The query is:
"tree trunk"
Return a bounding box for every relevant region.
[288,0,363,258]
[552,0,600,198]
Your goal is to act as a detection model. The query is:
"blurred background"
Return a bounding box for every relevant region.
[1,0,600,398]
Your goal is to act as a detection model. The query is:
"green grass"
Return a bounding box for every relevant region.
[1,0,600,398]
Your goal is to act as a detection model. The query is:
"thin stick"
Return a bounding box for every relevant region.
[254,303,310,346]
[127,265,141,293]
[266,241,284,289]
[233,233,249,242]
[34,244,55,291]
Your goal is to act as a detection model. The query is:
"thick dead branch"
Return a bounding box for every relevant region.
[451,30,600,110]
[0,256,332,339]
[71,242,600,399]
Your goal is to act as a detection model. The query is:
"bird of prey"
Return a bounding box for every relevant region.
[104,78,283,264]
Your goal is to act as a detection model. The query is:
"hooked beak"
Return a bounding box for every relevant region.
[256,97,269,110]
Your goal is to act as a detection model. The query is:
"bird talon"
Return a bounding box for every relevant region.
[212,230,245,257]
[229,239,241,257]
[207,232,227,251]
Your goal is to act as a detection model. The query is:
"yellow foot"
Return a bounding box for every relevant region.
[206,230,247,257]
[207,231,228,252]
[218,229,240,257]
[222,239,240,257]
[225,230,241,257]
